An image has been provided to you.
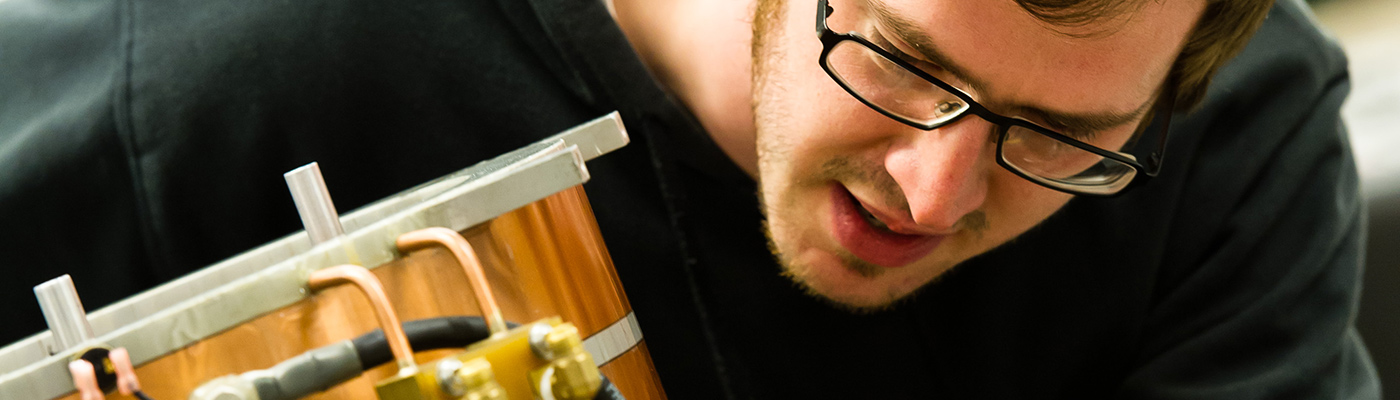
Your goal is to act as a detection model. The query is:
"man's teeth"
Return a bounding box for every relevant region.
[855,202,890,230]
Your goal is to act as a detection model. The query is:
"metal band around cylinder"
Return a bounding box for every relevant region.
[581,312,643,366]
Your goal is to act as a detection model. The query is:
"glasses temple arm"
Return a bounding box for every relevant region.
[816,0,833,36]
[1144,88,1177,177]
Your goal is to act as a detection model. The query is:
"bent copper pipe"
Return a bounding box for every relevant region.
[396,227,508,335]
[307,264,416,372]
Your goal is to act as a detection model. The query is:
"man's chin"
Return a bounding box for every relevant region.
[777,250,922,313]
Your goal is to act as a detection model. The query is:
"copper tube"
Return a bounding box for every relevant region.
[307,265,416,372]
[396,227,508,335]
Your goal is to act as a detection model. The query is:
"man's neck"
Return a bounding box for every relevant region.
[611,0,760,177]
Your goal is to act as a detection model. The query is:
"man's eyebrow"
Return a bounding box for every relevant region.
[863,0,1154,133]
[1014,98,1155,133]
[864,0,990,94]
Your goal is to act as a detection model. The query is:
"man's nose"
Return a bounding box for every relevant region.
[882,116,993,232]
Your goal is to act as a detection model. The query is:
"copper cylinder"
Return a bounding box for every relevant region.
[60,186,667,400]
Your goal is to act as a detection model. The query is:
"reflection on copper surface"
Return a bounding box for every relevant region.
[308,265,416,372]
[396,227,509,335]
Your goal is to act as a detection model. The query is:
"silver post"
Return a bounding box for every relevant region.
[33,275,96,353]
[284,162,345,244]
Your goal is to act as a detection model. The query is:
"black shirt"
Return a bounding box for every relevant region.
[0,0,1379,398]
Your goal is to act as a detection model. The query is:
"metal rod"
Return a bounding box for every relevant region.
[306,265,415,373]
[396,228,508,335]
[33,275,95,353]
[284,162,345,244]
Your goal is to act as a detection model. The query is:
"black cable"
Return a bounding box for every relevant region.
[133,390,156,400]
[594,376,627,400]
[351,316,518,370]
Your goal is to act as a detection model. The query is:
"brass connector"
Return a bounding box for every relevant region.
[529,324,601,400]
[452,357,508,400]
[374,318,584,400]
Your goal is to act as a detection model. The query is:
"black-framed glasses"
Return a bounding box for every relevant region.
[815,0,1173,197]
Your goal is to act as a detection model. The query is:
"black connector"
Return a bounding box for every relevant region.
[594,376,626,400]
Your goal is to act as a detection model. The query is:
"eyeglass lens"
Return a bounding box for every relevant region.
[826,40,969,127]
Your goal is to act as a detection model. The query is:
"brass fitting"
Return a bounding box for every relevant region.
[529,324,601,400]
[454,358,508,400]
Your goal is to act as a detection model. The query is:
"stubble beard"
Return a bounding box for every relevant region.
[752,0,883,311]
[749,0,997,312]
[751,0,910,311]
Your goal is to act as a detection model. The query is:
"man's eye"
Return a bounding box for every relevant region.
[876,36,923,66]
[891,48,931,69]
[1064,130,1101,141]
[869,31,948,78]
[1012,115,1092,141]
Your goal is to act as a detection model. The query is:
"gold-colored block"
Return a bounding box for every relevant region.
[374,369,435,400]
[376,317,610,400]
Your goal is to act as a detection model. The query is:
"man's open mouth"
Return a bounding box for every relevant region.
[851,194,892,230]
[830,185,945,268]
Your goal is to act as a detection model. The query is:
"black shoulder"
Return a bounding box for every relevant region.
[1201,0,1349,116]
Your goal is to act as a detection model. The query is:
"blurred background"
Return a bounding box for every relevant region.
[1312,0,1400,397]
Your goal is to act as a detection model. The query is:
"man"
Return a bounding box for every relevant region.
[0,0,1378,398]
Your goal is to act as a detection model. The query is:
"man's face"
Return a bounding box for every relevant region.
[751,0,1203,309]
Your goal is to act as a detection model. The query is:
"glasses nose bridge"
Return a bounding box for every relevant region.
[890,111,1000,179]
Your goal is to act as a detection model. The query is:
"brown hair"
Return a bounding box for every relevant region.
[755,0,1276,111]
[1170,0,1275,109]
[1015,0,1276,110]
